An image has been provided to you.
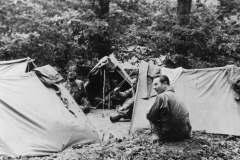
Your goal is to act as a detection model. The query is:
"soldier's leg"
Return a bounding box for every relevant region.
[149,121,160,143]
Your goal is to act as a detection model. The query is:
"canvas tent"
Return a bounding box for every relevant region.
[0,65,99,158]
[131,61,240,136]
[0,57,36,76]
[85,54,133,108]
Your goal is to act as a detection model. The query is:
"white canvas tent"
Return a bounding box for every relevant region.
[0,65,99,158]
[0,57,36,76]
[131,61,240,136]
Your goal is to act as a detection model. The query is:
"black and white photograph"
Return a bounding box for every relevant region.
[0,0,239,159]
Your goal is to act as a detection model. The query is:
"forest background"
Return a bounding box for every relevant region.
[0,0,240,78]
[1,1,240,159]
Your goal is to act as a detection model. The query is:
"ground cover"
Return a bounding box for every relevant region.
[25,130,240,160]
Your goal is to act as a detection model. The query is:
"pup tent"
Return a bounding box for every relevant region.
[0,57,36,76]
[0,65,99,158]
[131,60,240,136]
[85,54,133,109]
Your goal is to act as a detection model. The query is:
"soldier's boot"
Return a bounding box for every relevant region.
[149,134,160,143]
[109,115,123,123]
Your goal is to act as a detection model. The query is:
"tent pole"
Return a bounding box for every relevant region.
[108,74,110,110]
[103,68,105,111]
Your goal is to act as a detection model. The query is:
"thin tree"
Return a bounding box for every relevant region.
[99,0,110,18]
[177,0,192,25]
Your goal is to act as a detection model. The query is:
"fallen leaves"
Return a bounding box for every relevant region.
[1,130,238,160]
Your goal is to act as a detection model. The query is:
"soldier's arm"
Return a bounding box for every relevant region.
[118,88,132,98]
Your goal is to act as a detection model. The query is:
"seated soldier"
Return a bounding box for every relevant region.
[109,77,138,123]
[147,75,191,142]
[63,71,90,114]
[109,78,129,107]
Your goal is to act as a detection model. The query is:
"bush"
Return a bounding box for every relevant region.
[0,0,239,72]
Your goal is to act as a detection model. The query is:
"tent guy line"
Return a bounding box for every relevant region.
[89,68,138,114]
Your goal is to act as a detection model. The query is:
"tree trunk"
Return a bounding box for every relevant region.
[99,0,110,18]
[177,0,192,25]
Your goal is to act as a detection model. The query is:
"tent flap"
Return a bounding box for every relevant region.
[138,61,149,99]
[34,65,64,86]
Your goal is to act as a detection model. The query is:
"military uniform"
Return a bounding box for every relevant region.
[110,88,135,122]
[63,79,90,113]
[116,88,135,119]
[147,88,191,141]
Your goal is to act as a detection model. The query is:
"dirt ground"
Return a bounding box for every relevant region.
[87,109,131,141]
[6,109,240,160]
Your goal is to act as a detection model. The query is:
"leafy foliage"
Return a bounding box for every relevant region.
[0,0,110,77]
[108,0,240,69]
[0,0,240,78]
